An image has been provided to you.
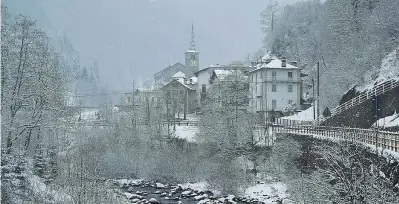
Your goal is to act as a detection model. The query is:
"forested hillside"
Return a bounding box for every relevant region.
[261,0,399,109]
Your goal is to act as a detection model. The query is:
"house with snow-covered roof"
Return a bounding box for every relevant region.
[249,55,304,123]
[162,79,197,119]
[194,64,254,106]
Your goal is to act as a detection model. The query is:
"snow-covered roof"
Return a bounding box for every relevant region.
[176,80,194,90]
[250,58,300,73]
[261,59,298,69]
[154,62,185,76]
[136,87,158,92]
[186,50,199,53]
[194,64,253,76]
[189,76,198,84]
[171,71,186,78]
[164,79,194,91]
[356,47,399,92]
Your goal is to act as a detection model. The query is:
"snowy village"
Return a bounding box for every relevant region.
[1,0,399,204]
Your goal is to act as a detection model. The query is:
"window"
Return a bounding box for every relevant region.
[202,84,206,93]
[288,100,293,105]
[255,73,257,81]
[272,100,277,110]
[252,74,254,82]
[255,85,257,94]
[127,96,131,103]
[288,72,293,79]
[191,55,196,60]
[272,84,277,92]
[272,71,277,77]
[151,97,155,103]
[288,84,293,92]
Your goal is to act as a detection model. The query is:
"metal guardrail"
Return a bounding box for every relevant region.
[318,79,399,123]
[271,124,399,152]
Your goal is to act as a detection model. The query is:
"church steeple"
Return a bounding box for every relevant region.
[185,22,199,77]
[189,22,196,51]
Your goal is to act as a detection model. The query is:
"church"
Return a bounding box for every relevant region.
[153,23,199,85]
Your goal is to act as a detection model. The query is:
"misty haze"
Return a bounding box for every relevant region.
[1,0,399,203]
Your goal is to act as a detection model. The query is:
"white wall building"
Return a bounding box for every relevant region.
[248,55,302,122]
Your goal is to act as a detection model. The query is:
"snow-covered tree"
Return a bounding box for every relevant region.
[283,103,298,116]
[1,10,66,154]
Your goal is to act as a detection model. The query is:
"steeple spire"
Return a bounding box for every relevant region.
[189,22,196,51]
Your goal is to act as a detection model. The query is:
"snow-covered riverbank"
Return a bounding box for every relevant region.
[112,179,292,204]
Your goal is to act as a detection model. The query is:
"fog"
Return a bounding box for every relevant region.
[6,0,302,92]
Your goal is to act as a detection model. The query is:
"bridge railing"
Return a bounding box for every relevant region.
[271,124,399,153]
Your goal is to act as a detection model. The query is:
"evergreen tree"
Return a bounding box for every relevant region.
[45,145,58,184]
[34,144,46,178]
[323,107,331,117]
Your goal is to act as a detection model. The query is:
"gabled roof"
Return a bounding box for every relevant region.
[135,88,158,93]
[171,71,186,78]
[163,79,194,91]
[194,64,253,76]
[249,58,300,73]
[154,62,185,76]
[262,59,298,69]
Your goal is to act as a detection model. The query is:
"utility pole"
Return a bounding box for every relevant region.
[374,95,379,155]
[132,80,136,106]
[316,61,320,125]
[312,79,315,122]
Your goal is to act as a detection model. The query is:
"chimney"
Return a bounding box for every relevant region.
[291,61,298,67]
[282,58,287,67]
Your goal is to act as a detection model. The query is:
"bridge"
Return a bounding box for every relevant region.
[269,124,399,153]
[263,79,399,153]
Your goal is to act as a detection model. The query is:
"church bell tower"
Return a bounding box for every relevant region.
[185,22,199,78]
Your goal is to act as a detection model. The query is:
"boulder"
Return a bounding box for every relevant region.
[156,183,166,189]
[149,198,160,204]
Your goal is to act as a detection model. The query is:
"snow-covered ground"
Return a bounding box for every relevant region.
[280,105,316,122]
[244,182,291,204]
[357,47,399,92]
[75,108,100,120]
[29,175,72,203]
[372,111,399,128]
[169,125,198,142]
[113,179,291,204]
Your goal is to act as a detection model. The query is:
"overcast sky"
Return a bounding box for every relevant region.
[5,0,303,92]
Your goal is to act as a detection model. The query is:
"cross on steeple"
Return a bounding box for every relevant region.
[189,22,196,51]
